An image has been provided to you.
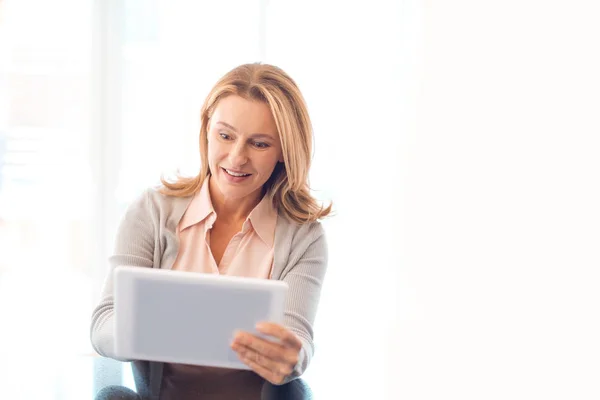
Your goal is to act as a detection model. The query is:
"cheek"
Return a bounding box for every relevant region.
[257,154,280,174]
[207,142,223,164]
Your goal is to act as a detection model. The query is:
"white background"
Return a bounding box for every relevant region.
[390,1,600,399]
[0,1,598,399]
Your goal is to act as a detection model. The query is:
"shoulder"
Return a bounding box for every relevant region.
[276,215,325,240]
[145,185,194,215]
[123,186,194,231]
[275,215,327,256]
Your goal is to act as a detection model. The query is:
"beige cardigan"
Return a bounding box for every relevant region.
[90,187,328,399]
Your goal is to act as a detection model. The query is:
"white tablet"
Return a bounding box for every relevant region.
[113,266,288,370]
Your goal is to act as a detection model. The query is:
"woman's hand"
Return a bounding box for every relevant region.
[230,322,302,385]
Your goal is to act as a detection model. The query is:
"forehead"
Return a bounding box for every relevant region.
[210,95,278,137]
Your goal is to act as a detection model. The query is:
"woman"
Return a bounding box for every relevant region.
[90,63,331,400]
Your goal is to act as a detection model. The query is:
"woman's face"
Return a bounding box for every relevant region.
[207,95,283,203]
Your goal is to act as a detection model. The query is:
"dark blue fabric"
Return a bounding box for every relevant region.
[261,378,313,400]
[95,385,141,400]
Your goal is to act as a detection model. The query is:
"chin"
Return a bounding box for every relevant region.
[215,181,251,199]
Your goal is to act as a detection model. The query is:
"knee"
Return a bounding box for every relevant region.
[262,378,312,400]
[95,385,141,400]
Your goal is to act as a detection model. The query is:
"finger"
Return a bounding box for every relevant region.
[232,342,293,378]
[235,347,289,385]
[233,331,293,364]
[255,322,303,349]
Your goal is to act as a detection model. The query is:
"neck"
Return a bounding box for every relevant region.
[208,176,263,223]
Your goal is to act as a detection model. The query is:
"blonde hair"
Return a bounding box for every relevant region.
[160,63,331,223]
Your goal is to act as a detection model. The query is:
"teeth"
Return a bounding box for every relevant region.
[225,169,250,177]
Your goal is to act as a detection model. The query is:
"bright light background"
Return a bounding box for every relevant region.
[0,0,598,399]
[391,1,600,399]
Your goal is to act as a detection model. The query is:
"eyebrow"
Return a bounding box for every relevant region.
[215,121,275,140]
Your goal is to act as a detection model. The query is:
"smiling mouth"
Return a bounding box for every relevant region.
[222,167,252,177]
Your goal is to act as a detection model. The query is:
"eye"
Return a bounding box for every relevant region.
[219,132,232,140]
[252,141,270,149]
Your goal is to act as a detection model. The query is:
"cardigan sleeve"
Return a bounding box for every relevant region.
[279,222,328,383]
[89,189,157,360]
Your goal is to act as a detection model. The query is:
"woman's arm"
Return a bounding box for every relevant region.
[90,189,157,360]
[280,223,328,379]
[232,222,328,384]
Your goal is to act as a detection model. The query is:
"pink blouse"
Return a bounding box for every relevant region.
[171,176,277,277]
[160,176,278,399]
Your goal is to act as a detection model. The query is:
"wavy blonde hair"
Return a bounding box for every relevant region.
[160,63,331,223]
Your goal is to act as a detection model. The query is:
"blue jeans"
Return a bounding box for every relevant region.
[94,379,313,400]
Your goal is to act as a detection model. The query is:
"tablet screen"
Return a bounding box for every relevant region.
[128,276,275,367]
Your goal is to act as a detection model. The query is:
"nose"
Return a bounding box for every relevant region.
[227,140,249,168]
